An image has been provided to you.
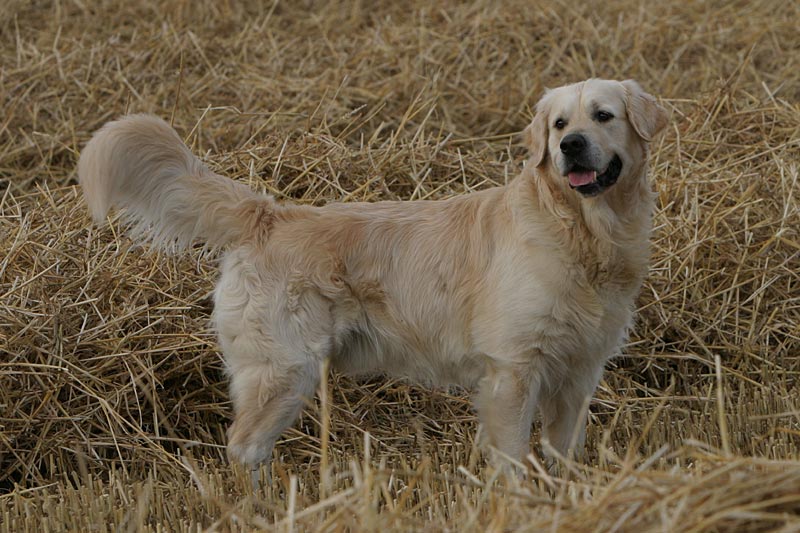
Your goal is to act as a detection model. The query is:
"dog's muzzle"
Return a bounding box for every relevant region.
[560,134,622,197]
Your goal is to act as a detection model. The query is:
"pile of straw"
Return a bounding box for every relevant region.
[1,0,798,530]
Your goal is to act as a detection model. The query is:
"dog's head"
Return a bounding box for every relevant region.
[523,79,667,197]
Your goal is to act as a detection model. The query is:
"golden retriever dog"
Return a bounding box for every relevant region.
[78,79,667,468]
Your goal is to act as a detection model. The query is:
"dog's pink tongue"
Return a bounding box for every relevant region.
[568,170,597,187]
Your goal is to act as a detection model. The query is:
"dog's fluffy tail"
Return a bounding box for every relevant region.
[78,114,275,250]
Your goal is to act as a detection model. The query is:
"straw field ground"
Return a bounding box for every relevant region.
[1,0,799,531]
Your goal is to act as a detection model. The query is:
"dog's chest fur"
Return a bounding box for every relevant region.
[461,192,649,396]
[561,195,653,363]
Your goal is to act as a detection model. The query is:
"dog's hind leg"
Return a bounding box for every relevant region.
[225,356,321,468]
[215,258,338,472]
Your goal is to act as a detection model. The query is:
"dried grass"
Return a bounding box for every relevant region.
[1,0,799,531]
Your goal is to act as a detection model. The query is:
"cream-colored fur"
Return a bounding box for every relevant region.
[79,79,667,467]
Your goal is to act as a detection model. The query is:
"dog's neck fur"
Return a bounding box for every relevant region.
[512,153,654,289]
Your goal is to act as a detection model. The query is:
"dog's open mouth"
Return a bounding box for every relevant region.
[566,154,623,196]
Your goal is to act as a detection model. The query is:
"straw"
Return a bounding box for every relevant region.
[1,0,799,530]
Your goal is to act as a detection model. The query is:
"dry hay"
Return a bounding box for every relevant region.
[1,0,799,531]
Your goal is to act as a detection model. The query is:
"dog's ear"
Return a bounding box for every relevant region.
[523,93,551,167]
[622,80,668,141]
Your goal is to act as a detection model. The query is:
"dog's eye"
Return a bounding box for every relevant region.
[596,111,613,123]
[554,118,566,130]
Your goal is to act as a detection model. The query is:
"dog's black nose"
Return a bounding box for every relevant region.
[560,133,587,156]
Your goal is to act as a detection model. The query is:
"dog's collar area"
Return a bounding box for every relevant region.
[569,154,622,197]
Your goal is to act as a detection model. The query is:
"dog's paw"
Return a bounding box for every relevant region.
[226,422,273,466]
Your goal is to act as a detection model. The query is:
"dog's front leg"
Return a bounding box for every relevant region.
[539,360,605,461]
[474,361,541,462]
